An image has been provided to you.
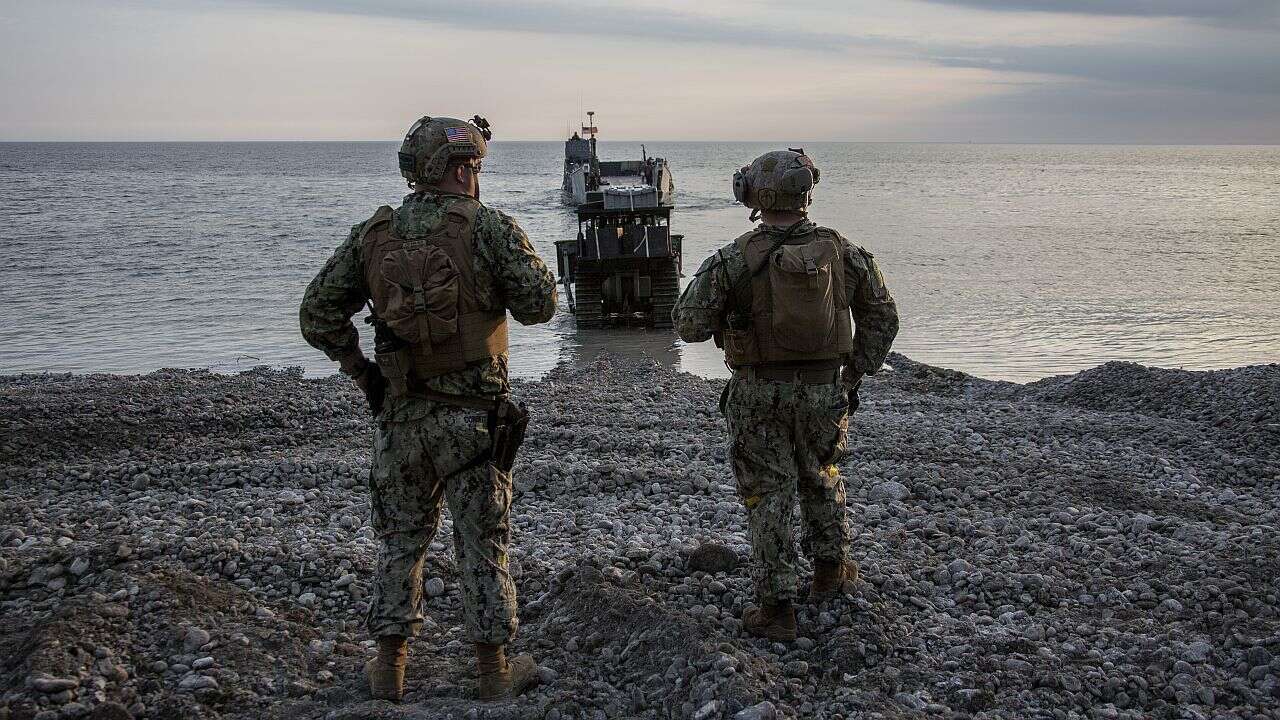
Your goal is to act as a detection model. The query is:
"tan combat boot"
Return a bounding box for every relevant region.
[365,635,408,701]
[476,642,539,701]
[809,559,859,602]
[743,601,797,642]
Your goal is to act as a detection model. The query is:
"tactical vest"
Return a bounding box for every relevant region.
[719,226,854,367]
[359,200,508,391]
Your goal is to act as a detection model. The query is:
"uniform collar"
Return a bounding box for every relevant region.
[759,218,816,235]
[404,188,473,204]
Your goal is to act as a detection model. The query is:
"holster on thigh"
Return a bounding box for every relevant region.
[446,397,529,478]
[488,399,529,474]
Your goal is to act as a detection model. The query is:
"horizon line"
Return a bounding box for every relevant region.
[3,139,1279,146]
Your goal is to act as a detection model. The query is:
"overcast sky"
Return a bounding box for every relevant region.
[2,0,1278,142]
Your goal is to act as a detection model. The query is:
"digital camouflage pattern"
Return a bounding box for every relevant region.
[725,377,850,604]
[398,116,489,187]
[367,402,517,643]
[299,189,556,642]
[671,220,898,377]
[672,219,899,605]
[733,150,820,212]
[300,190,558,423]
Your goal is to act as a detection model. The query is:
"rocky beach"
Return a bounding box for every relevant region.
[1,354,1278,720]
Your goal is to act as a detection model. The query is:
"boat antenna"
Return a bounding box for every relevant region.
[584,110,598,167]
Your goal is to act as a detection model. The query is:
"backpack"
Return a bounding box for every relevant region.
[359,201,508,389]
[721,226,853,366]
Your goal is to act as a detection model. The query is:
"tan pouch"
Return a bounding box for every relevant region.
[378,243,460,353]
[768,240,838,353]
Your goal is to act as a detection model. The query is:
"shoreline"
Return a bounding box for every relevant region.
[1,354,1278,719]
[4,346,1275,388]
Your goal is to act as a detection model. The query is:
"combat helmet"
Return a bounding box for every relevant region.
[732,149,820,217]
[398,115,493,187]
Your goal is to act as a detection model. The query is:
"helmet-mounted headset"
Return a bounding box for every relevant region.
[732,148,820,221]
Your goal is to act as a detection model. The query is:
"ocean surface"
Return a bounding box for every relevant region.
[1,141,1277,383]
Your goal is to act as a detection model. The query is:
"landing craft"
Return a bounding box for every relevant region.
[555,112,682,328]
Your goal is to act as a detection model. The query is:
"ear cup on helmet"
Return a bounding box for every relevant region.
[736,151,821,213]
[779,166,814,195]
[397,152,417,177]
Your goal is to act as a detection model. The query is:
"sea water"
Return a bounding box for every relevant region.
[1,141,1276,382]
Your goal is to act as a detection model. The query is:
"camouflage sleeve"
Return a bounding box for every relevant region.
[298,222,370,360]
[843,240,899,375]
[672,244,740,343]
[473,206,557,325]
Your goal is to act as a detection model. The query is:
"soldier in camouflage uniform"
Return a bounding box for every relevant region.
[299,115,557,701]
[672,150,898,642]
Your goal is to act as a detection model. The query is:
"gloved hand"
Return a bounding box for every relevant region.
[841,366,864,414]
[337,351,387,418]
[352,362,388,418]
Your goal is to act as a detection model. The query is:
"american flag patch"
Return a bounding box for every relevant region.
[445,127,470,143]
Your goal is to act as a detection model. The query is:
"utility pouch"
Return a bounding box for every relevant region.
[722,328,757,361]
[769,241,837,353]
[367,309,412,397]
[374,348,412,397]
[488,399,530,473]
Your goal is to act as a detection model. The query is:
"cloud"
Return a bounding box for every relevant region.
[915,0,1280,23]
[215,0,1280,98]
[4,0,1278,141]
[919,77,1280,143]
[209,0,888,53]
[929,36,1280,96]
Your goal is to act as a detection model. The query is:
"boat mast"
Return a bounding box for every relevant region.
[584,110,599,187]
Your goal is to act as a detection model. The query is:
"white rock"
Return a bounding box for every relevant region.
[425,577,446,597]
[178,674,218,691]
[869,480,910,503]
[734,701,777,720]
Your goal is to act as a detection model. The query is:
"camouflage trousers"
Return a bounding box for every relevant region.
[724,376,852,605]
[366,403,518,645]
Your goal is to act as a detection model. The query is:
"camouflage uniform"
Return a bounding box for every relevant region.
[300,190,556,643]
[672,220,898,604]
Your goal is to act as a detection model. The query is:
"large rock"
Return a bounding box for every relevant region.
[734,701,777,720]
[178,674,218,692]
[30,676,79,693]
[182,627,211,652]
[687,542,738,573]
[869,481,910,503]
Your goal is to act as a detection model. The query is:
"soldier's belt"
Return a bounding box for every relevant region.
[411,386,529,475]
[736,363,841,385]
[413,386,503,410]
